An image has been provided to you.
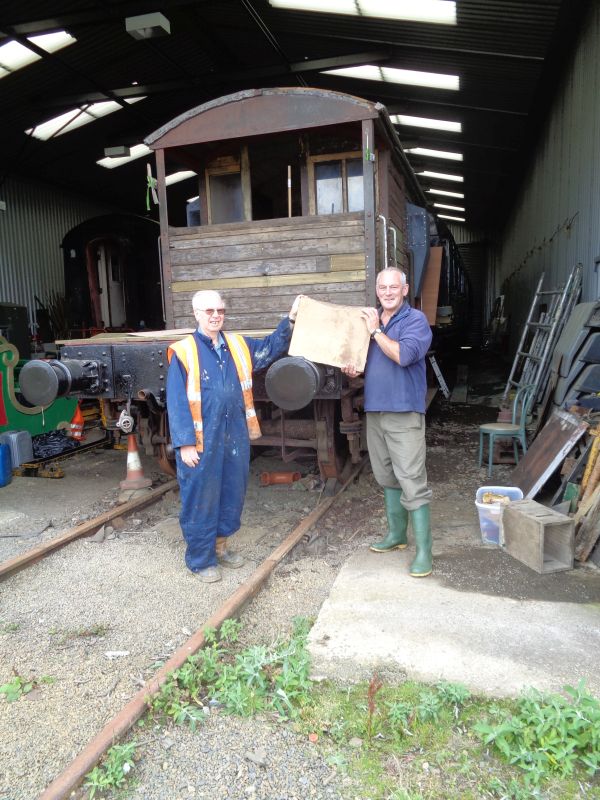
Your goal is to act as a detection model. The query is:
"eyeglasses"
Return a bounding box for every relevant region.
[198,308,226,316]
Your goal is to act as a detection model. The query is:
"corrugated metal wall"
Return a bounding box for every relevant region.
[0,177,111,331]
[491,4,600,351]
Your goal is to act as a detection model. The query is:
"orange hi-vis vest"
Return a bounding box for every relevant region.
[167,333,261,452]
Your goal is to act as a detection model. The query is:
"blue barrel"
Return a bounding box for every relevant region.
[0,442,12,487]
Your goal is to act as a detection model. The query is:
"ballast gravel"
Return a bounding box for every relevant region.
[0,451,372,800]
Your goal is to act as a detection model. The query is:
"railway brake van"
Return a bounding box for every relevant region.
[145,87,439,479]
[19,88,459,482]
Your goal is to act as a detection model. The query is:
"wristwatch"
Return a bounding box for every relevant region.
[371,327,382,339]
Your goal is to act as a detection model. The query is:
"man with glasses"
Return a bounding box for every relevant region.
[343,267,433,577]
[167,290,301,582]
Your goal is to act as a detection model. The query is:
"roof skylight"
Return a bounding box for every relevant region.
[27,97,145,141]
[165,170,197,186]
[417,170,463,183]
[323,64,459,91]
[405,147,463,161]
[0,31,76,79]
[391,114,461,133]
[427,188,464,198]
[269,1,456,25]
[434,202,465,212]
[96,143,152,168]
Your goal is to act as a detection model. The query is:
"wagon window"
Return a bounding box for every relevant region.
[310,153,364,215]
[208,172,243,224]
[315,161,343,214]
[347,159,364,212]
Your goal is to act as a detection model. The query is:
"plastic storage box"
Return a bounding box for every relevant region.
[0,430,33,468]
[0,443,12,487]
[475,485,524,545]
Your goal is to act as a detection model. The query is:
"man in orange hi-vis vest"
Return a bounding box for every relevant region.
[167,290,302,583]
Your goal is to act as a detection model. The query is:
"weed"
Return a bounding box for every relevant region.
[475,680,600,786]
[416,689,442,723]
[366,673,383,742]
[150,617,313,730]
[0,621,19,634]
[83,741,137,799]
[0,672,37,702]
[436,680,471,717]
[50,623,109,645]
[387,700,413,735]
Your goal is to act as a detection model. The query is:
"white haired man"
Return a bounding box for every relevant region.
[343,267,433,577]
[167,290,301,582]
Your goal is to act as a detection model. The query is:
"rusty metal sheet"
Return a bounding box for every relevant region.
[512,409,589,498]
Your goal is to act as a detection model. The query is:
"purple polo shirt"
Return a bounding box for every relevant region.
[363,303,432,414]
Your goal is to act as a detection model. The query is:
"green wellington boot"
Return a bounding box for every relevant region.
[409,504,432,577]
[370,487,408,553]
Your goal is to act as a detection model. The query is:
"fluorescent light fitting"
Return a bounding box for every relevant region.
[104,145,131,158]
[433,202,465,212]
[323,64,459,91]
[427,188,464,198]
[391,114,461,132]
[97,143,152,168]
[405,147,463,161]
[269,1,456,25]
[27,97,145,141]
[0,30,75,78]
[165,170,197,186]
[126,12,171,39]
[437,214,465,222]
[417,170,463,183]
[187,195,200,203]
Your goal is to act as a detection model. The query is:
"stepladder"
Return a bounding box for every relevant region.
[502,264,582,408]
[428,354,450,399]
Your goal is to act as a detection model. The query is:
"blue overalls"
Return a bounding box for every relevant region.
[166,318,292,572]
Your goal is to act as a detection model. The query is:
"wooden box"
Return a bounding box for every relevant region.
[502,499,574,574]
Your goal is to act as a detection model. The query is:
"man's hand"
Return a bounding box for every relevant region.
[289,294,305,322]
[361,307,380,334]
[180,445,200,468]
[341,364,362,378]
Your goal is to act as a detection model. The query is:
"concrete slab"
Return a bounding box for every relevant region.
[308,544,600,698]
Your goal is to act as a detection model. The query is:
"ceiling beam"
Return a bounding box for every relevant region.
[41,51,389,107]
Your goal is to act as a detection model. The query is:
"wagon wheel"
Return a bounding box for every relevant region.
[313,399,348,481]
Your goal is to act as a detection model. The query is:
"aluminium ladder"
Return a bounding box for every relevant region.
[502,263,583,407]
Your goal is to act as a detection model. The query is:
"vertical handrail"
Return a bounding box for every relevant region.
[377,214,388,268]
[388,225,398,267]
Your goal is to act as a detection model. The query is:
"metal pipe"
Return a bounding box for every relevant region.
[259,471,301,486]
[377,213,388,267]
[38,456,368,800]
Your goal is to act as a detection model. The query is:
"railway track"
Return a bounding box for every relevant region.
[0,457,367,800]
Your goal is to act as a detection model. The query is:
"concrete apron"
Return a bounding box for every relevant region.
[307,546,600,698]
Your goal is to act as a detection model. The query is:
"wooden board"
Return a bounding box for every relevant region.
[418,246,443,325]
[288,296,370,371]
[512,409,589,498]
[575,489,600,561]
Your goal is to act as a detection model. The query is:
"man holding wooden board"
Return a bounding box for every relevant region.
[343,267,434,577]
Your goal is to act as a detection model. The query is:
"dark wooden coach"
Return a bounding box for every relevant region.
[20,88,454,482]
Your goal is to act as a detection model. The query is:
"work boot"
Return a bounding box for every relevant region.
[216,536,244,569]
[197,566,221,583]
[370,488,408,553]
[409,504,432,577]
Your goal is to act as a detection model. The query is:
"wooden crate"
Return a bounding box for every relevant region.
[502,499,574,574]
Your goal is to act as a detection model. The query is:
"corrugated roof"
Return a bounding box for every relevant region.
[0,0,590,229]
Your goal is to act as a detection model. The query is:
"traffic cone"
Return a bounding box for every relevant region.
[120,434,152,490]
[69,403,85,441]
